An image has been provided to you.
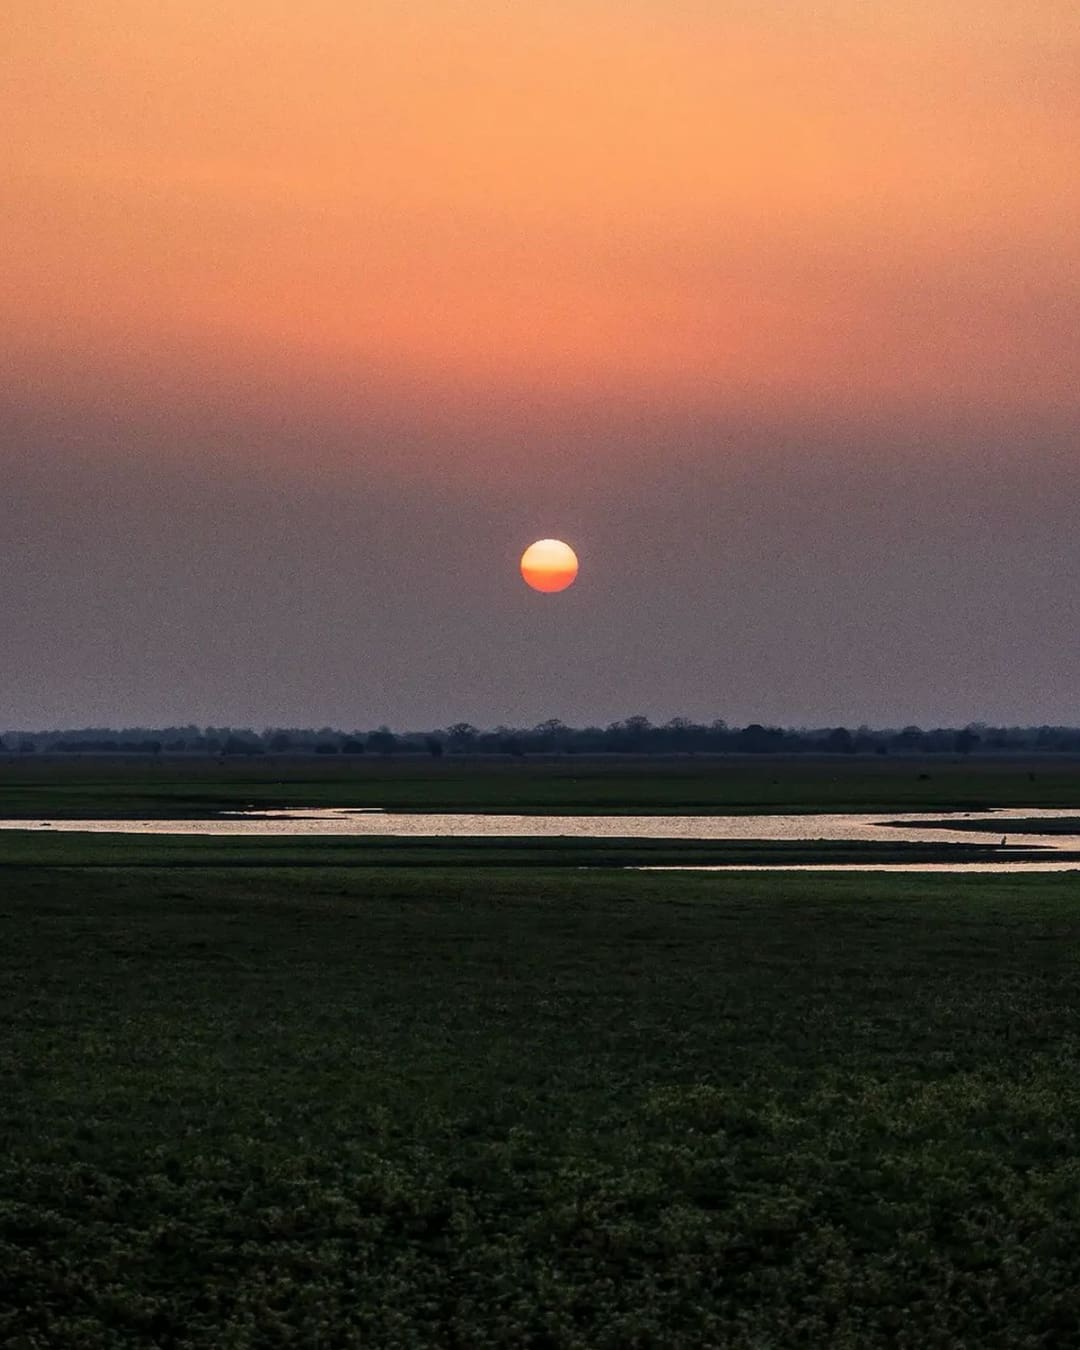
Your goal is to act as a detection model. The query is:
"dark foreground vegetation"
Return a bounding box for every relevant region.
[5,852,1080,1347]
[3,751,1080,818]
[0,831,1064,869]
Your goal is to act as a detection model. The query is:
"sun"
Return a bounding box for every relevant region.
[520,539,578,593]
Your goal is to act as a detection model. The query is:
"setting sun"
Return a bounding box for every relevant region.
[520,539,578,593]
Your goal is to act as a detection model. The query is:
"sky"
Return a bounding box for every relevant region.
[3,0,1078,730]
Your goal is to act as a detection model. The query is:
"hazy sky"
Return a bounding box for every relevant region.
[3,1,1078,729]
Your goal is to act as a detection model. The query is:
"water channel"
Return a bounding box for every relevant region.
[4,806,1080,872]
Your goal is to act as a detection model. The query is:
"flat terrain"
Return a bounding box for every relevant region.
[3,752,1080,817]
[0,830,1046,869]
[5,855,1080,1348]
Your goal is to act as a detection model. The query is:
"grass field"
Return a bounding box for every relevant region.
[5,854,1080,1348]
[0,830,1052,869]
[3,751,1080,817]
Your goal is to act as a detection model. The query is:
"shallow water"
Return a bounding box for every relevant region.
[3,806,1080,871]
[639,861,1080,874]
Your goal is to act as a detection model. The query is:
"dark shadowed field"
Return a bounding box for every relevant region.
[2,751,1080,817]
[4,847,1080,1348]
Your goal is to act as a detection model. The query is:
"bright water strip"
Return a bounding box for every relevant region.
[2,806,1080,871]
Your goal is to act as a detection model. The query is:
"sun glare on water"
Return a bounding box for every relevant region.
[520,539,578,593]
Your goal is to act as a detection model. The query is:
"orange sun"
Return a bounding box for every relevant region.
[520,539,579,593]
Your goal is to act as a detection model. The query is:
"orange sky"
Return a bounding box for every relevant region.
[2,2,1080,728]
[4,0,1079,447]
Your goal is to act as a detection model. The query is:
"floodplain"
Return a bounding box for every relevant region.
[4,749,1080,817]
[4,755,1080,1347]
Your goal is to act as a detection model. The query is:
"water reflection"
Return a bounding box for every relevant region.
[3,806,1080,871]
[640,862,1080,874]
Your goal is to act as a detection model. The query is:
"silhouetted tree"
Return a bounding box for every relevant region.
[736,723,787,753]
[222,735,263,756]
[824,727,855,754]
[606,715,652,752]
[445,723,479,752]
[18,717,1080,758]
[660,717,697,751]
[533,719,568,750]
[368,727,397,755]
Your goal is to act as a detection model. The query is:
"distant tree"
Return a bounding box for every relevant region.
[606,715,652,752]
[623,715,652,744]
[851,727,884,755]
[222,735,263,756]
[24,717,1080,762]
[824,727,855,754]
[736,723,786,753]
[892,726,924,751]
[659,717,705,752]
[533,719,569,751]
[445,723,479,752]
[368,727,397,755]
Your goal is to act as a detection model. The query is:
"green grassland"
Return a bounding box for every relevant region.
[5,855,1080,1347]
[2,752,1080,817]
[0,829,1062,869]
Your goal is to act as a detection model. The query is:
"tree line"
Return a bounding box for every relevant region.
[4,718,1080,756]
